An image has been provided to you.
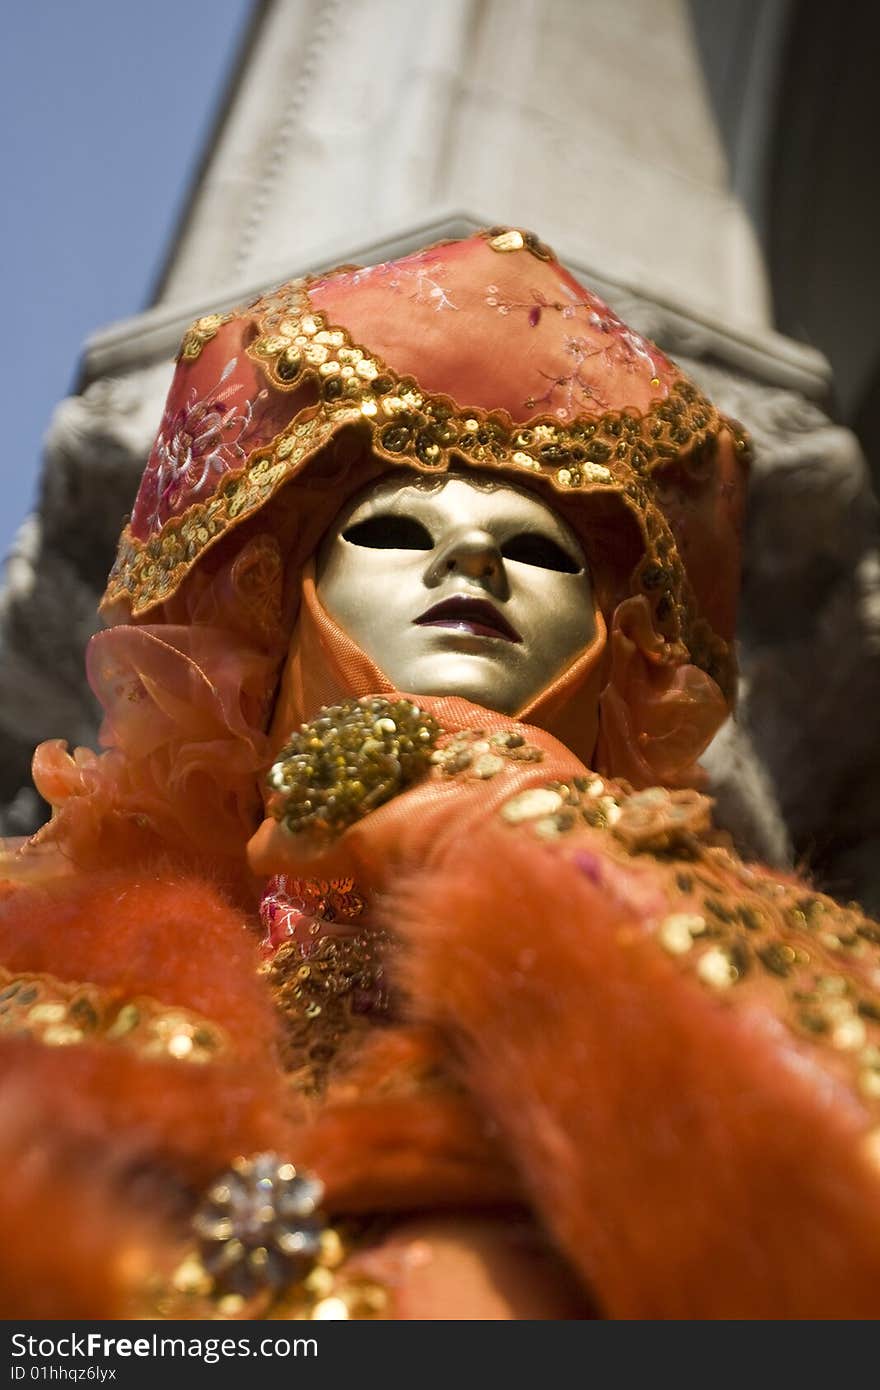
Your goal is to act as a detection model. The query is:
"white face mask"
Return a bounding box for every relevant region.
[316,471,595,714]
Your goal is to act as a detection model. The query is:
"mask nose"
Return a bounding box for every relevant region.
[424,527,509,597]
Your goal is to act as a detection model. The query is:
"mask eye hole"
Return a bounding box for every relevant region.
[343,515,434,550]
[501,533,581,573]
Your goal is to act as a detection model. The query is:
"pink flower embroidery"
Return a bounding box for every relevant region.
[147,358,265,528]
[485,284,577,323]
[320,257,458,311]
[525,336,612,416]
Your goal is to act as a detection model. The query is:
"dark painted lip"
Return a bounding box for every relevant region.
[414,596,522,643]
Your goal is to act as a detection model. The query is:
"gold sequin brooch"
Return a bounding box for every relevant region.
[267,697,441,841]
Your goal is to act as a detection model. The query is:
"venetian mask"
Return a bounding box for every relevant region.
[316,470,595,715]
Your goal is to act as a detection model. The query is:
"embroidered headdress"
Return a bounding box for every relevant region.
[103,228,747,698]
[34,230,748,869]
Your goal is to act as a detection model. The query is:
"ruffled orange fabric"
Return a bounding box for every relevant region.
[29,628,272,873]
[26,537,288,877]
[594,595,728,789]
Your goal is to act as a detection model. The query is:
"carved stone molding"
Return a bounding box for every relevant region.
[158,0,775,333]
[686,360,880,911]
[0,362,172,834]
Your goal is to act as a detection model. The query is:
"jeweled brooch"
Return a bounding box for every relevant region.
[267,696,441,840]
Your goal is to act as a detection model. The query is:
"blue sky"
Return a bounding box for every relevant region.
[0,0,255,563]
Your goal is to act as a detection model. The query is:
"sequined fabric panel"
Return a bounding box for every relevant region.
[258,871,388,1097]
[497,775,880,1154]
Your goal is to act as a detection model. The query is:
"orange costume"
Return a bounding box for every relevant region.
[3,230,880,1319]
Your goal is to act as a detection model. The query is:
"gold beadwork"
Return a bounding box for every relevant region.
[267,928,393,1095]
[177,312,234,362]
[0,966,228,1064]
[488,229,525,253]
[484,226,555,261]
[500,777,711,845]
[612,786,713,854]
[696,946,740,990]
[501,787,565,824]
[267,697,440,841]
[659,913,707,956]
[495,771,880,1122]
[432,727,544,781]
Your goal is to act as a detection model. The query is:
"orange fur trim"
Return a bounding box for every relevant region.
[292,1028,517,1213]
[0,868,299,1317]
[0,866,270,1056]
[383,826,880,1318]
[0,1067,177,1318]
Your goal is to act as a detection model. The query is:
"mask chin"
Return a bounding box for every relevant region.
[386,651,525,716]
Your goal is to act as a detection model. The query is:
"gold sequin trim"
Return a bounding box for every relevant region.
[265,930,393,1096]
[431,727,544,779]
[104,411,341,611]
[483,225,556,261]
[268,697,439,841]
[177,312,234,362]
[500,777,717,850]
[611,786,714,853]
[499,777,880,1132]
[245,295,721,498]
[674,878,880,1126]
[0,966,229,1064]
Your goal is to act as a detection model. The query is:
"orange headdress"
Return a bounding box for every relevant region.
[35,229,748,871]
